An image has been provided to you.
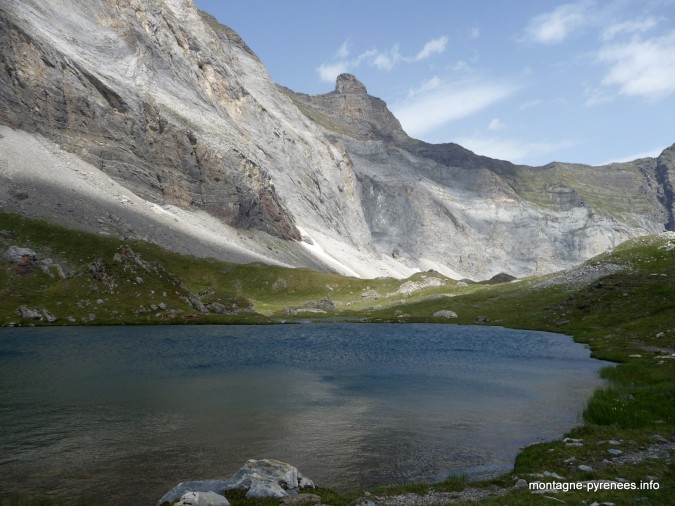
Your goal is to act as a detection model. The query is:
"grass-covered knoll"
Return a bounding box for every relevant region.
[0,212,265,325]
[1,211,673,505]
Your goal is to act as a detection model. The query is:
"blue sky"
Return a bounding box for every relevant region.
[194,0,675,166]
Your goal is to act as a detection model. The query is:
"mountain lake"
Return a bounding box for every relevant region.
[0,323,608,504]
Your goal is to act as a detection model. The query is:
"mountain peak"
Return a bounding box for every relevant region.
[335,73,367,94]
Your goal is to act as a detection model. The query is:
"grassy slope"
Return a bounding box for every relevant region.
[499,160,659,224]
[1,211,673,505]
[0,212,459,324]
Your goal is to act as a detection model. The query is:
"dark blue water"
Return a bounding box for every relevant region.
[0,324,606,504]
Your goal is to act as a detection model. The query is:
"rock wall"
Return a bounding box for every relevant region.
[656,145,675,231]
[0,0,306,240]
[288,75,669,278]
[0,0,672,280]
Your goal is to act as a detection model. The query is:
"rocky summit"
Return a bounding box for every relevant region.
[0,0,673,280]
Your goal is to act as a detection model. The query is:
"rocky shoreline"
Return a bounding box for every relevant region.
[160,433,674,506]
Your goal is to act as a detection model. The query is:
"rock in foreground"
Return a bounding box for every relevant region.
[176,491,230,506]
[159,459,315,505]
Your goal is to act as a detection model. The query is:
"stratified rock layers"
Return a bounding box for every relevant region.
[0,0,673,280]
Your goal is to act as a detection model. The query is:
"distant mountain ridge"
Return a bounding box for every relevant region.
[0,0,673,280]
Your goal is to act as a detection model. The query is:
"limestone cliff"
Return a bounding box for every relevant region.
[0,0,672,280]
[0,0,304,240]
[0,0,376,276]
[287,75,672,278]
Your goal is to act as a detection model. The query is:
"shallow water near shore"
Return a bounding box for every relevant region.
[0,324,606,504]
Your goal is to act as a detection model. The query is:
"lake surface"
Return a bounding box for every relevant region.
[0,324,606,504]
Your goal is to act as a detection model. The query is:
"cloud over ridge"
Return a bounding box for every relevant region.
[316,35,449,82]
[392,79,519,138]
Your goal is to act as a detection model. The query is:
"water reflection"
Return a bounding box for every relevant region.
[0,324,607,504]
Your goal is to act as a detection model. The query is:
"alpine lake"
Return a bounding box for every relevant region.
[0,323,607,504]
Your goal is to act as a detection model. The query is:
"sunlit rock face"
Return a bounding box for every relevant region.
[287,73,672,279]
[0,0,672,280]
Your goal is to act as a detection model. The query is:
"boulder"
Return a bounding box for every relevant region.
[204,302,233,314]
[158,460,315,505]
[303,297,335,311]
[16,305,57,323]
[176,491,229,506]
[89,259,108,281]
[3,246,37,263]
[650,434,670,444]
[158,480,231,505]
[361,289,380,300]
[433,310,457,319]
[185,292,207,313]
[39,258,67,279]
[244,479,287,499]
[228,459,314,499]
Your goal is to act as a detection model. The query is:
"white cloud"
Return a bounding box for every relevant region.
[595,30,675,101]
[408,76,442,97]
[372,44,402,70]
[415,36,448,60]
[469,27,480,40]
[602,17,658,41]
[317,61,350,82]
[316,36,448,81]
[336,40,350,59]
[453,136,576,164]
[525,2,590,44]
[488,118,505,131]
[353,49,378,66]
[392,79,518,138]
